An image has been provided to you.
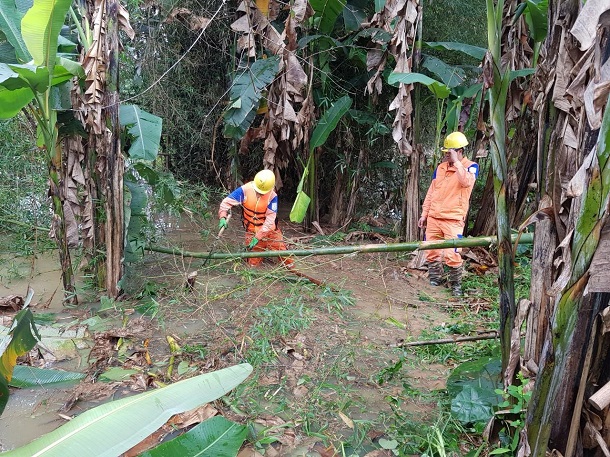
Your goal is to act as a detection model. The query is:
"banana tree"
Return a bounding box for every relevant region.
[0,0,84,302]
[484,0,516,381]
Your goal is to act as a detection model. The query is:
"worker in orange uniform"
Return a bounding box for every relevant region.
[418,132,478,296]
[218,169,294,268]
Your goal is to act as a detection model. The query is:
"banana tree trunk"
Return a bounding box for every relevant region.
[486,0,516,378]
[528,96,610,454]
[103,0,124,297]
[49,134,77,303]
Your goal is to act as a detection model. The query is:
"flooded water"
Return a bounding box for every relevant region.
[0,250,64,310]
[0,217,212,450]
[0,386,72,451]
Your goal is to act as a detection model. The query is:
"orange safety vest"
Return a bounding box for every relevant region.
[241,184,277,233]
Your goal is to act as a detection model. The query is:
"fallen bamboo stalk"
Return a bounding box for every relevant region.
[588,380,610,411]
[146,232,534,260]
[396,332,499,347]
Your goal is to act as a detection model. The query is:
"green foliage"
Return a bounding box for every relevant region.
[223,56,280,139]
[310,95,353,152]
[423,42,486,61]
[491,373,532,455]
[0,117,51,251]
[309,0,346,34]
[120,104,163,161]
[0,306,41,414]
[388,72,450,99]
[10,365,85,388]
[0,0,31,62]
[139,416,247,457]
[446,356,502,398]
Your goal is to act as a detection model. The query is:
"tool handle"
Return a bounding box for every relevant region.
[218,212,231,237]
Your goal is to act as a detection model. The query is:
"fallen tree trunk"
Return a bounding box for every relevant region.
[146,232,533,260]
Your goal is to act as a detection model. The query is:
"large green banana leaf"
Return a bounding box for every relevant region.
[138,416,247,457]
[9,366,85,388]
[388,72,451,99]
[309,0,346,34]
[309,95,352,152]
[421,55,467,89]
[1,363,253,457]
[424,41,487,61]
[120,104,163,161]
[0,307,40,414]
[0,0,31,62]
[21,0,71,68]
[223,56,280,139]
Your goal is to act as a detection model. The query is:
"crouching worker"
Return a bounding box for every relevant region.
[418,132,478,296]
[218,169,294,269]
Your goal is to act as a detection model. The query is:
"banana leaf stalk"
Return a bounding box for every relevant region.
[486,0,516,379]
[146,232,533,260]
[527,96,610,456]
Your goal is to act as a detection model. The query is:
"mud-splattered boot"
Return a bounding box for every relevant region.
[448,265,463,297]
[428,261,444,286]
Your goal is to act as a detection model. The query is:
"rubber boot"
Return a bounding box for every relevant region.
[428,261,443,286]
[449,265,463,296]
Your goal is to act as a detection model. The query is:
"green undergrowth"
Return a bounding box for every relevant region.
[0,117,53,255]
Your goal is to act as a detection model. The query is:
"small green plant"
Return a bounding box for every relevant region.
[318,287,355,314]
[182,343,208,360]
[490,372,532,455]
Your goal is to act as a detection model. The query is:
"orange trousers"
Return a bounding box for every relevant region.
[244,229,294,268]
[424,217,464,268]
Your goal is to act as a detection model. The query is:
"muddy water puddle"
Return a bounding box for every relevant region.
[0,251,64,310]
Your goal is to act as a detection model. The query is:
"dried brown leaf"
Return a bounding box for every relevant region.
[118,4,135,40]
[570,0,610,51]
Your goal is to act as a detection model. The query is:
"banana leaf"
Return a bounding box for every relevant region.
[421,55,467,89]
[309,0,346,34]
[9,365,85,388]
[0,306,40,414]
[21,0,71,69]
[0,0,31,62]
[343,0,366,32]
[309,95,352,152]
[290,160,310,223]
[2,363,253,457]
[223,56,280,139]
[524,0,548,43]
[120,105,163,161]
[423,41,487,61]
[387,72,451,99]
[138,416,247,457]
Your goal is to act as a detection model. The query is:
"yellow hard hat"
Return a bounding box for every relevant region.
[441,131,469,151]
[253,169,275,194]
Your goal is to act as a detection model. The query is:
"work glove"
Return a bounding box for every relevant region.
[247,237,259,250]
[218,217,228,230]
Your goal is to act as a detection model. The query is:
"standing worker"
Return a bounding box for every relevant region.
[218,169,294,269]
[418,132,479,296]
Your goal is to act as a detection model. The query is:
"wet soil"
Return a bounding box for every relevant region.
[0,214,489,455]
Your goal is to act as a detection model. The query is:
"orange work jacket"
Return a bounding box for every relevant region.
[422,157,479,221]
[219,182,279,238]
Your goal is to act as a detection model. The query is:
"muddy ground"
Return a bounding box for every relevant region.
[0,212,496,455]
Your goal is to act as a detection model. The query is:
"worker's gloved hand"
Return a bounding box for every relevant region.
[218,218,228,230]
[247,237,259,250]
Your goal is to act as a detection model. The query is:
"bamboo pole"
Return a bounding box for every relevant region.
[146,232,533,260]
[397,332,499,347]
[589,380,610,411]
